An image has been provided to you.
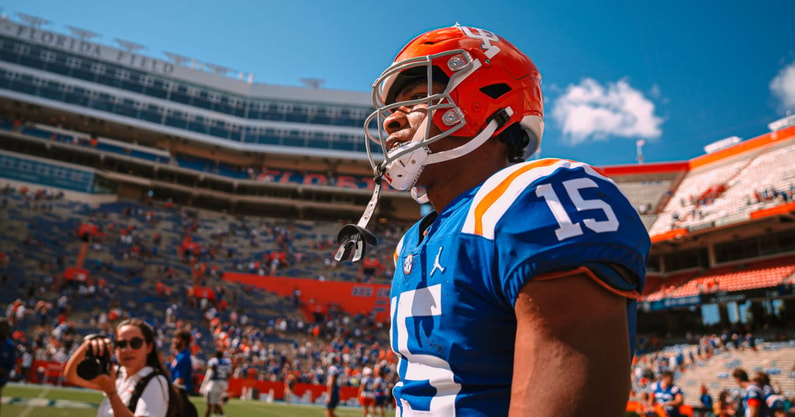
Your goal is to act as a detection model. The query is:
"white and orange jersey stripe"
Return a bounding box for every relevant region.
[461,158,617,240]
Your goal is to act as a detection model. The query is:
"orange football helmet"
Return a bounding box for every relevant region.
[364,24,545,191]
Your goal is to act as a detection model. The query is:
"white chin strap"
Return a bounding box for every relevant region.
[425,108,509,165]
[410,187,429,204]
[384,107,513,192]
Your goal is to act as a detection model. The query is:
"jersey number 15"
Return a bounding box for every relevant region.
[535,177,620,241]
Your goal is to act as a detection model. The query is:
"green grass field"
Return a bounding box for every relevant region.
[1,384,395,417]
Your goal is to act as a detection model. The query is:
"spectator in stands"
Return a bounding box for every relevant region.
[649,370,685,417]
[170,329,194,395]
[63,318,172,417]
[699,384,714,417]
[0,318,16,416]
[745,332,757,351]
[732,368,767,417]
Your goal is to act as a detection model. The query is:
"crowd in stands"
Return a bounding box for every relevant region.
[649,140,795,236]
[0,183,402,406]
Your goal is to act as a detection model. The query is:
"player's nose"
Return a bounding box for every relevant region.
[383,109,409,136]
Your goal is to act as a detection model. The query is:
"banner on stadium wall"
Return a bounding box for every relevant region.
[223,272,391,322]
[643,286,788,311]
[22,359,361,402]
[63,267,90,282]
[227,378,360,402]
[700,286,785,304]
[191,286,217,300]
[642,295,702,312]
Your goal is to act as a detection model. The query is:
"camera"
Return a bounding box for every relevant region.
[76,334,112,380]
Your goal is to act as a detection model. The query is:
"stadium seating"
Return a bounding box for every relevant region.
[642,260,795,300]
[643,271,704,301]
[615,179,674,215]
[650,158,751,236]
[676,342,795,406]
[650,140,795,236]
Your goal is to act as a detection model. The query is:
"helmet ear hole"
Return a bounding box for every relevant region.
[480,83,511,99]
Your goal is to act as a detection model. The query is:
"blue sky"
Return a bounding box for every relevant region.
[4,0,795,167]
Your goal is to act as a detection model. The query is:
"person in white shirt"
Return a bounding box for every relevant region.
[21,346,33,382]
[64,318,173,417]
[200,350,232,417]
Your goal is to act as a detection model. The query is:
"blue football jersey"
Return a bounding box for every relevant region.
[651,381,684,417]
[207,357,232,381]
[389,159,650,416]
[742,383,768,417]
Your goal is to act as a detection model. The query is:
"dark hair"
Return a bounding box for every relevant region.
[0,318,9,340]
[496,123,533,163]
[732,368,749,382]
[718,389,732,402]
[116,318,180,417]
[660,370,674,379]
[116,318,168,374]
[174,329,192,345]
[753,371,771,386]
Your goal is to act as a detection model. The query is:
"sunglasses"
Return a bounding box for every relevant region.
[115,337,145,350]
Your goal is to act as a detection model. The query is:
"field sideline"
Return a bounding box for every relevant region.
[1,383,396,417]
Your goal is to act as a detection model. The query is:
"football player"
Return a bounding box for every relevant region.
[201,350,232,417]
[336,24,650,416]
[648,370,685,417]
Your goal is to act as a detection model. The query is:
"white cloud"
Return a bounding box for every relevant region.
[770,60,795,110]
[550,78,663,145]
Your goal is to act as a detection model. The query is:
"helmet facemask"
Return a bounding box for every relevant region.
[364,50,475,192]
[336,52,473,263]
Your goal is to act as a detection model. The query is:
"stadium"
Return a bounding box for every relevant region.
[1,11,795,417]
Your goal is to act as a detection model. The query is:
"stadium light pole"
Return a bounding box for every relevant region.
[16,13,51,29]
[66,26,100,41]
[636,139,645,164]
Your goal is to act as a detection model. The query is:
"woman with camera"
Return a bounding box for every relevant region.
[64,318,173,417]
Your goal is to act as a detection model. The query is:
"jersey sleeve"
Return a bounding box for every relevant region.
[464,159,650,307]
[746,387,764,407]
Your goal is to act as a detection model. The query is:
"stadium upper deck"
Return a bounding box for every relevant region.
[0,15,376,158]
